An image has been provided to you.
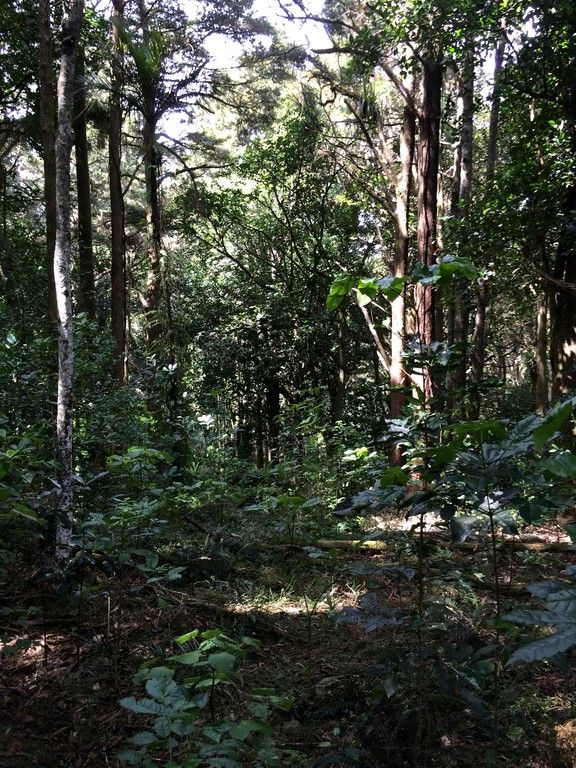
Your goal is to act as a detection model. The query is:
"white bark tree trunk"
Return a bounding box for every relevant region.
[54,0,84,560]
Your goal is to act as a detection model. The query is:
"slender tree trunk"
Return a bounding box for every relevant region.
[415,58,442,401]
[535,290,548,415]
[110,0,127,381]
[486,29,506,183]
[447,51,474,404]
[468,36,505,415]
[389,101,415,463]
[54,0,84,560]
[38,0,58,324]
[137,0,163,351]
[326,310,348,457]
[390,104,415,416]
[469,278,488,417]
[141,115,163,349]
[255,395,264,468]
[265,374,281,463]
[73,45,96,319]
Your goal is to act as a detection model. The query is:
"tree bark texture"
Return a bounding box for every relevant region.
[38,0,58,324]
[486,30,506,184]
[469,278,488,418]
[110,0,127,381]
[390,102,415,424]
[535,291,548,415]
[137,0,163,351]
[415,58,442,401]
[54,0,84,560]
[447,51,474,402]
[73,44,96,319]
[550,75,576,400]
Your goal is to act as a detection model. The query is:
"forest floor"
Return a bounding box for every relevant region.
[2,507,576,768]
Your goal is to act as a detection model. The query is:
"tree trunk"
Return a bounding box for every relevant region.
[486,29,506,183]
[73,44,96,320]
[390,103,415,417]
[137,0,163,351]
[142,115,163,349]
[535,291,548,415]
[38,0,58,324]
[469,278,488,418]
[447,51,474,404]
[109,0,127,381]
[415,58,442,402]
[265,374,281,463]
[550,77,576,401]
[326,311,348,456]
[54,0,84,560]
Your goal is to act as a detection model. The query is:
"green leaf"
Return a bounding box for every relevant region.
[229,720,263,740]
[452,420,507,443]
[207,652,237,673]
[503,609,575,626]
[541,451,576,477]
[506,629,576,665]
[169,650,202,665]
[534,400,575,451]
[565,524,576,544]
[247,701,270,718]
[546,587,576,616]
[119,696,164,715]
[436,256,477,282]
[384,675,398,698]
[377,276,405,302]
[326,275,356,310]
[129,731,158,746]
[176,630,200,644]
[380,467,409,487]
[145,676,180,701]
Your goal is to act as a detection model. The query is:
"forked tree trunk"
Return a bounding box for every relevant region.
[54,0,84,560]
[73,45,96,319]
[38,0,58,324]
[110,0,127,381]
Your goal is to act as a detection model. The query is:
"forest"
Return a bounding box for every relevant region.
[1,0,576,766]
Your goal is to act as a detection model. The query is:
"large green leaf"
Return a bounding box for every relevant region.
[541,451,576,478]
[228,720,263,741]
[506,628,576,665]
[207,652,236,673]
[533,399,575,451]
[377,275,406,302]
[503,609,575,627]
[169,650,202,665]
[326,275,356,310]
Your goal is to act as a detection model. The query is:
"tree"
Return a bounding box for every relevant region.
[54,0,84,559]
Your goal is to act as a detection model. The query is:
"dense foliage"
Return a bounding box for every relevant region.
[1,1,576,766]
